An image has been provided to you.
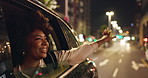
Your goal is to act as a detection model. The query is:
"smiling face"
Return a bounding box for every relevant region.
[25,29,49,60]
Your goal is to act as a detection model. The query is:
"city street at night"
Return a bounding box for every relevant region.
[0,0,148,78]
[91,41,148,78]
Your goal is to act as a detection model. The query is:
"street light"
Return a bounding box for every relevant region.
[111,21,118,28]
[106,11,114,29]
[111,21,118,35]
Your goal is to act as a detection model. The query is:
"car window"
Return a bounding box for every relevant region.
[2,1,72,77]
[44,24,73,78]
[47,34,57,51]
[41,27,71,77]
[1,1,98,78]
[57,19,79,48]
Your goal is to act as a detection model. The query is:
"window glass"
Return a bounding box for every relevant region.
[57,19,79,48]
[48,34,57,51]
[44,26,71,77]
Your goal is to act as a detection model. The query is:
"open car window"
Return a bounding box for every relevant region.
[1,0,71,78]
[1,0,98,78]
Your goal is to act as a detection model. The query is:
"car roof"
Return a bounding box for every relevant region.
[3,0,73,30]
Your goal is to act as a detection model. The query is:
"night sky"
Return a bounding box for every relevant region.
[91,0,137,34]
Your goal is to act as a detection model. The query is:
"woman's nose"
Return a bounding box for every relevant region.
[42,39,48,45]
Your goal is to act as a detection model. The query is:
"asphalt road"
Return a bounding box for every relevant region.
[91,41,148,78]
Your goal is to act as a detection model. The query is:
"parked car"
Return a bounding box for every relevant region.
[0,0,98,78]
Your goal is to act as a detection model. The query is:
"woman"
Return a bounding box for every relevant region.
[12,11,115,78]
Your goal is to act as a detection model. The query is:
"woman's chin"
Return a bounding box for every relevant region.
[40,54,47,59]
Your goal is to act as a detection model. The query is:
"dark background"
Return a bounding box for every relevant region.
[91,0,137,34]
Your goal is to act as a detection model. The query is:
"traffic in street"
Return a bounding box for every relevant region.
[91,40,148,78]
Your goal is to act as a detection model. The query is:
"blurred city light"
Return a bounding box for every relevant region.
[93,39,97,42]
[6,42,10,45]
[116,27,121,30]
[130,23,134,27]
[116,35,123,39]
[143,38,148,42]
[131,36,135,40]
[38,0,59,10]
[112,38,117,41]
[112,24,118,28]
[88,38,93,42]
[106,11,114,29]
[120,39,126,46]
[78,34,85,42]
[119,30,123,33]
[106,11,114,16]
[127,43,130,47]
[124,36,131,41]
[125,31,129,34]
[111,21,117,25]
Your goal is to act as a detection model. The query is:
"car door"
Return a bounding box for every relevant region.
[1,0,98,78]
[55,18,98,78]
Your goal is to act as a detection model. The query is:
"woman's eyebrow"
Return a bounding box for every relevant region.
[34,35,46,38]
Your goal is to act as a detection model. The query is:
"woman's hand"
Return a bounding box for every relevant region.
[101,28,116,42]
[96,28,116,47]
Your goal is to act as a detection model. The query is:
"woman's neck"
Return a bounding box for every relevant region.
[21,56,41,70]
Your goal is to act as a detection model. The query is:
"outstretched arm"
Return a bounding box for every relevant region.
[54,29,116,65]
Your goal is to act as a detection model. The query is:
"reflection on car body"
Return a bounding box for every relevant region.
[0,0,98,78]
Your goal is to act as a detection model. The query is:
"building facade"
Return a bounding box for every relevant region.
[138,0,148,47]
[56,0,91,36]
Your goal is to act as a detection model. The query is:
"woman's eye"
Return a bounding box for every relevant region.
[35,38,42,40]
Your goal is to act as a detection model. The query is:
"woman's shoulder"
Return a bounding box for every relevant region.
[13,66,19,73]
